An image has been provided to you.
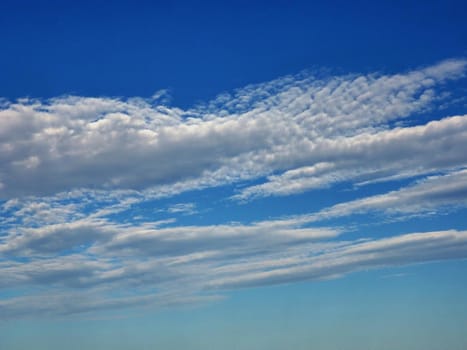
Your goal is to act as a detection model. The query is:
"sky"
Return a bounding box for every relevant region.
[1,1,467,349]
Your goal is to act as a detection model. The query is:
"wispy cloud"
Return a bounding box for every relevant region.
[308,169,467,222]
[206,229,467,289]
[1,225,466,318]
[166,202,198,215]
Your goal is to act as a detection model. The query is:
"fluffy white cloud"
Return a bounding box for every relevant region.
[0,59,465,198]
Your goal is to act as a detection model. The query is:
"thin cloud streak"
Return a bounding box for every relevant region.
[307,169,467,222]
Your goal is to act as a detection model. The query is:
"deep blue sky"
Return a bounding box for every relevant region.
[1,0,466,106]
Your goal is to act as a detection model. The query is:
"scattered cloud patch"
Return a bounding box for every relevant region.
[167,202,198,215]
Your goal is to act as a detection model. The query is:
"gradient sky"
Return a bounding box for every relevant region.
[1,1,467,349]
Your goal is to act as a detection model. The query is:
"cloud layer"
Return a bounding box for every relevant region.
[1,59,467,319]
[0,59,465,198]
[1,223,467,318]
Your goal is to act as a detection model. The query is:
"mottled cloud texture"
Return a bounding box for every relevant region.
[1,59,466,318]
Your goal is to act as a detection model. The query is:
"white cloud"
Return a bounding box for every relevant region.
[0,59,465,199]
[234,115,467,200]
[0,216,339,258]
[207,229,467,289]
[1,225,466,318]
[307,169,467,221]
[0,289,223,319]
[166,202,197,215]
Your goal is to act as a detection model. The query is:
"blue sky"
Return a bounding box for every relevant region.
[1,1,467,349]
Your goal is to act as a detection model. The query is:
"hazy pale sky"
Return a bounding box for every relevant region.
[1,1,467,349]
